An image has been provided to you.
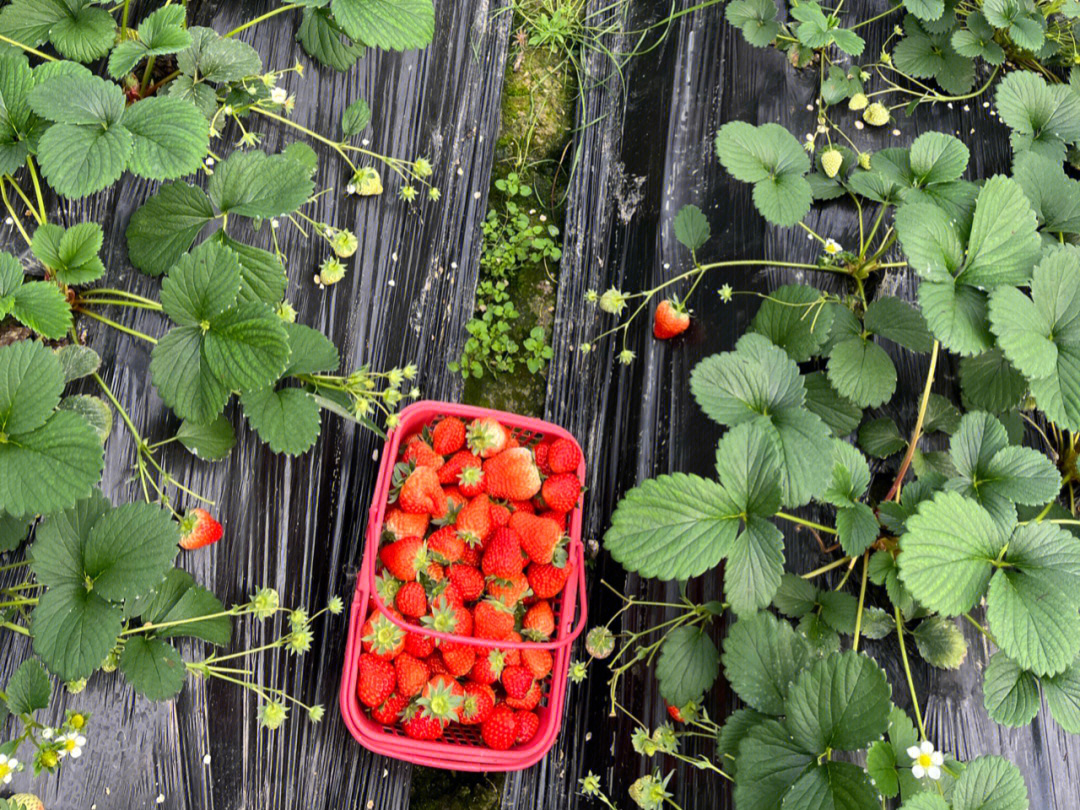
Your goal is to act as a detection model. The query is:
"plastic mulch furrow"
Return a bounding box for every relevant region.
[511,0,1080,808]
[0,0,511,807]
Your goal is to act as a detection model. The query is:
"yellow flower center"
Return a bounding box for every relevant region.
[0,763,10,779]
[64,739,77,751]
[41,751,58,768]
[917,753,933,768]
[70,714,86,729]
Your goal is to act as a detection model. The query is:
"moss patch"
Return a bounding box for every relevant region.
[410,768,502,810]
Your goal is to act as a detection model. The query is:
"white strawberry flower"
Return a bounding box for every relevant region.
[907,740,944,780]
[270,87,288,105]
[824,238,842,255]
[0,754,20,784]
[57,731,87,759]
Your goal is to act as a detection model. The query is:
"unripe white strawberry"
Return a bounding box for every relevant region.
[821,149,843,179]
[863,102,890,127]
[848,92,869,111]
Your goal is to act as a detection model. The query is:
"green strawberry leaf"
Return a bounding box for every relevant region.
[772,573,820,618]
[732,719,815,810]
[329,0,435,51]
[0,512,32,552]
[785,650,891,753]
[750,284,834,362]
[159,240,241,325]
[31,582,122,681]
[866,740,900,798]
[995,70,1080,160]
[217,233,288,307]
[923,393,961,434]
[951,12,1005,64]
[802,371,862,437]
[10,279,72,339]
[119,635,186,701]
[827,336,897,408]
[895,201,965,283]
[107,5,191,79]
[1012,151,1080,235]
[0,51,43,175]
[959,349,1027,412]
[912,615,967,669]
[58,394,111,442]
[206,149,316,218]
[296,7,365,73]
[722,612,810,715]
[715,121,812,226]
[125,180,216,276]
[956,175,1041,288]
[864,296,933,353]
[175,415,236,462]
[241,386,322,456]
[951,756,1029,810]
[858,417,906,458]
[35,121,132,198]
[1043,656,1080,733]
[130,567,231,645]
[149,326,230,425]
[32,222,106,285]
[673,203,711,252]
[341,97,371,138]
[283,322,340,376]
[982,650,1040,727]
[122,95,210,181]
[782,761,877,810]
[83,501,179,602]
[725,0,780,47]
[178,27,263,83]
[917,278,993,356]
[898,491,1006,615]
[656,624,719,707]
[5,657,50,715]
[987,522,1080,676]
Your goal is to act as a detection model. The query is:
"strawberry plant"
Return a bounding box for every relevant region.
[0,0,435,791]
[577,14,1080,807]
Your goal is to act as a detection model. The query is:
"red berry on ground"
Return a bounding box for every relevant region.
[179,508,223,550]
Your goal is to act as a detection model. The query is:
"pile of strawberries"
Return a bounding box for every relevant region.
[355,414,583,750]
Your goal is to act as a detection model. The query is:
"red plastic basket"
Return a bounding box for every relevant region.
[339,400,588,771]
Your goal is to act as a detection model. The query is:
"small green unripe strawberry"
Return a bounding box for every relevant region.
[863,102,890,127]
[821,149,843,179]
[848,92,869,111]
[858,152,872,170]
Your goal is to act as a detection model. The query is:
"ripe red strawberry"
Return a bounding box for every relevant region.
[457,464,486,498]
[510,512,564,565]
[399,466,448,517]
[380,537,427,581]
[522,647,552,679]
[403,706,445,740]
[467,417,508,458]
[501,665,534,700]
[456,494,492,546]
[534,441,554,475]
[370,692,408,725]
[426,653,450,676]
[483,448,541,501]
[501,632,523,667]
[384,508,430,541]
[515,710,540,744]
[487,571,530,607]
[394,653,430,698]
[527,561,573,600]
[423,595,472,636]
[179,508,223,550]
[523,600,555,640]
[482,528,527,579]
[441,642,477,677]
[537,510,567,530]
[443,487,467,512]
[425,559,445,582]
[469,649,507,685]
[395,581,428,619]
[547,438,582,474]
[489,502,511,527]
[508,499,535,515]
[405,628,436,658]
[448,563,485,602]
[361,610,406,658]
[541,473,581,513]
[419,674,465,724]
[403,439,442,469]
[460,682,496,725]
[438,449,480,485]
[461,542,482,567]
[435,579,464,606]
[653,298,690,339]
[504,680,541,710]
[432,416,466,455]
[357,653,396,707]
[427,525,465,564]
[473,598,516,640]
[667,702,687,723]
[481,704,519,750]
